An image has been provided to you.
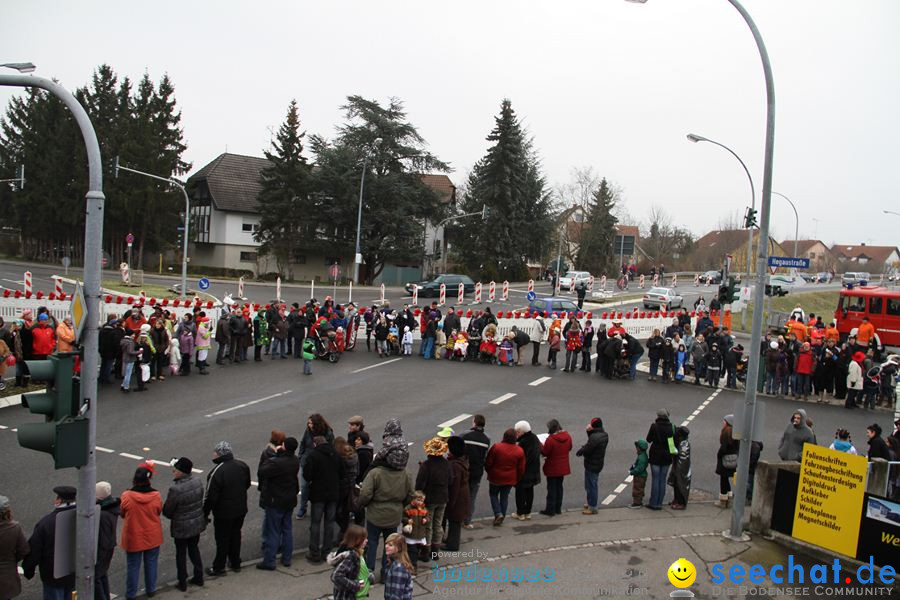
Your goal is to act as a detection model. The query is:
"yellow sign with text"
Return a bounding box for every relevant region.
[792,443,868,557]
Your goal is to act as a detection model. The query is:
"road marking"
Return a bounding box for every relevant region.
[192,468,204,474]
[528,376,552,387]
[96,446,115,453]
[149,459,171,467]
[119,452,143,460]
[591,353,598,359]
[489,392,517,405]
[205,390,292,418]
[0,425,6,430]
[352,358,403,373]
[251,481,259,487]
[2,278,23,285]
[614,483,628,493]
[438,414,472,429]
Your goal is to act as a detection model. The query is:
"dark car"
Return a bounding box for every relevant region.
[701,270,722,285]
[405,274,475,297]
[528,296,581,315]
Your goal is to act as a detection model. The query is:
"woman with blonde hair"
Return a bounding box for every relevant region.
[384,533,414,598]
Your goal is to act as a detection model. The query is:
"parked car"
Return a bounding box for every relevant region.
[528,296,581,315]
[841,272,871,287]
[558,271,591,290]
[642,287,684,310]
[405,274,475,297]
[815,272,833,283]
[798,272,817,283]
[701,270,722,285]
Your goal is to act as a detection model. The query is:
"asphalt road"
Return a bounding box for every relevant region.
[1,339,893,600]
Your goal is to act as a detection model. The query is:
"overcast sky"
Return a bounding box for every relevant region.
[3,0,898,249]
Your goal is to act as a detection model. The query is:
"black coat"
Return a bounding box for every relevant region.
[576,427,609,473]
[646,417,675,466]
[98,323,120,360]
[163,475,207,539]
[96,498,120,576]
[461,427,490,482]
[258,451,301,511]
[303,443,341,503]
[868,436,892,461]
[624,335,644,358]
[23,505,77,586]
[415,456,452,505]
[517,431,542,487]
[355,443,374,484]
[444,312,461,335]
[203,454,251,519]
[646,336,664,360]
[446,456,471,522]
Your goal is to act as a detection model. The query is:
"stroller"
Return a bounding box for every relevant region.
[450,332,468,361]
[479,334,498,364]
[497,337,514,366]
[313,319,342,363]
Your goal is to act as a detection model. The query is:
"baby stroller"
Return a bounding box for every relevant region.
[479,335,498,364]
[386,325,400,356]
[613,349,631,379]
[497,338,514,366]
[451,332,469,361]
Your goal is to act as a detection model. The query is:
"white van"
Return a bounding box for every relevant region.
[841,272,870,286]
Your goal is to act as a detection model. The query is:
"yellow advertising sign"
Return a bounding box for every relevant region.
[792,443,868,557]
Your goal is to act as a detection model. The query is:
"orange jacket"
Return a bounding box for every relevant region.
[56,323,75,353]
[825,326,840,344]
[856,322,875,345]
[120,489,163,552]
[788,321,807,342]
[809,327,825,346]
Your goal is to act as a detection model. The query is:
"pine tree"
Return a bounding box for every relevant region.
[255,100,313,280]
[577,178,618,276]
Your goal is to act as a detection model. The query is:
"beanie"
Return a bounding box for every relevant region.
[95,482,111,501]
[590,417,603,430]
[447,436,465,458]
[657,408,669,418]
[172,457,193,474]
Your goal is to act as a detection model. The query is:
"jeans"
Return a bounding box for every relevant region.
[465,479,481,524]
[765,371,778,394]
[309,501,337,556]
[99,357,114,383]
[629,354,640,379]
[296,475,310,517]
[125,546,160,599]
[174,535,203,583]
[364,521,395,580]
[726,366,737,388]
[545,476,564,513]
[212,515,244,571]
[489,483,512,516]
[262,507,293,567]
[649,464,669,508]
[796,373,811,397]
[271,338,286,358]
[584,469,600,509]
[649,357,659,378]
[42,583,74,600]
[303,359,312,375]
[422,337,435,359]
[564,349,578,371]
[122,361,135,390]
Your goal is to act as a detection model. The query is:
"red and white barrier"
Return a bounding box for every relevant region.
[474,282,482,303]
[652,274,659,286]
[488,281,496,303]
[639,274,645,289]
[52,276,63,297]
[238,276,245,298]
[457,282,464,304]
[694,273,700,286]
[23,271,32,295]
[599,275,607,290]
[412,284,419,306]
[588,275,594,293]
[439,283,446,306]
[502,280,509,302]
[380,283,385,304]
[527,279,534,293]
[120,263,130,284]
[672,274,677,288]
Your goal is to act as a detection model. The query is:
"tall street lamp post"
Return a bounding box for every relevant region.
[2,62,105,600]
[771,192,798,258]
[629,0,777,542]
[353,155,367,284]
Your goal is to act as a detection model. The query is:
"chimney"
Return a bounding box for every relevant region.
[861,242,866,246]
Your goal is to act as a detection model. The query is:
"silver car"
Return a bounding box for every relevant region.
[642,287,684,309]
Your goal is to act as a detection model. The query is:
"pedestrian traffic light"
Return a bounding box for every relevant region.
[17,353,88,469]
[744,207,758,228]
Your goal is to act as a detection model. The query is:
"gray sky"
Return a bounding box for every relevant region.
[3,0,899,248]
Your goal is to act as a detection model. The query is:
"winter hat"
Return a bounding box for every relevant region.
[0,495,9,510]
[38,313,49,322]
[447,436,465,458]
[423,437,448,457]
[133,466,153,484]
[214,441,233,456]
[852,352,866,363]
[404,325,410,332]
[53,486,77,502]
[383,418,403,439]
[95,481,111,501]
[724,414,734,427]
[22,309,33,320]
[514,420,531,433]
[172,457,193,474]
[657,408,670,418]
[590,417,603,430]
[284,437,299,454]
[770,341,779,350]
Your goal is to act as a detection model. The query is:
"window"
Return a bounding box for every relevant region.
[532,300,546,311]
[886,298,900,317]
[239,251,257,262]
[293,253,307,264]
[869,297,883,315]
[845,296,865,312]
[242,220,259,233]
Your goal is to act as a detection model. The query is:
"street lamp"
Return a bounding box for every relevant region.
[686,132,755,329]
[353,139,382,285]
[0,62,36,73]
[631,0,777,542]
[771,192,798,258]
[884,210,900,217]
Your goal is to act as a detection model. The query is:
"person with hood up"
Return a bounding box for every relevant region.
[120,464,163,600]
[163,457,206,590]
[442,436,470,552]
[415,437,450,563]
[866,424,891,461]
[715,416,739,508]
[513,421,542,520]
[667,427,691,510]
[846,351,865,409]
[645,409,675,510]
[358,418,414,582]
[777,410,817,461]
[258,438,300,570]
[203,441,251,576]
[539,419,572,516]
[485,428,525,526]
[576,417,609,515]
[94,482,120,600]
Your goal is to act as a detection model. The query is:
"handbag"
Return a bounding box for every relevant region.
[722,453,739,470]
[667,424,678,454]
[140,363,151,382]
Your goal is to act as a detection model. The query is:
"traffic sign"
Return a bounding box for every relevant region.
[767,256,810,270]
[70,283,87,343]
[198,277,210,291]
[526,291,536,301]
[126,232,134,245]
[61,256,71,269]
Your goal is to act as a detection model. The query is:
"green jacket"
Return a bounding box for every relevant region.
[357,464,414,529]
[301,338,316,361]
[629,439,649,478]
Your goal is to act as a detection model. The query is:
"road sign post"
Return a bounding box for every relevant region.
[198,277,210,291]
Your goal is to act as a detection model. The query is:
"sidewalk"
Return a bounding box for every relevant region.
[147,502,874,600]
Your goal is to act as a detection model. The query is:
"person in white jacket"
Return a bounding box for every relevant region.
[845,351,865,409]
[531,316,547,366]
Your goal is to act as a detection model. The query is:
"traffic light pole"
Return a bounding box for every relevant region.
[1,73,105,600]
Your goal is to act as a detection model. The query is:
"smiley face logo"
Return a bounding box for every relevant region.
[668,558,696,588]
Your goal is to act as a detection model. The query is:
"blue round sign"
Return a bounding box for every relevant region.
[198,277,210,291]
[526,291,536,301]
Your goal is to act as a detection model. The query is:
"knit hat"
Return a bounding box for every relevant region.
[447,436,465,458]
[140,323,152,334]
[284,437,299,454]
[214,441,233,456]
[133,466,153,484]
[770,341,779,350]
[172,457,193,474]
[657,408,669,418]
[514,420,531,433]
[724,414,734,427]
[590,417,603,430]
[22,309,33,319]
[0,495,10,510]
[38,313,49,322]
[95,481,112,501]
[423,437,448,457]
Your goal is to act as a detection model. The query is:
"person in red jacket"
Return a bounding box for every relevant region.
[120,463,163,600]
[539,419,572,516]
[485,429,524,526]
[122,307,148,336]
[794,342,815,401]
[30,314,56,359]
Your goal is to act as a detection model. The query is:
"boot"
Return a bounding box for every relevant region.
[431,544,440,562]
[714,494,730,509]
[419,544,431,563]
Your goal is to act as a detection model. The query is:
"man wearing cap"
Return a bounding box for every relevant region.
[607,320,626,338]
[0,495,29,600]
[204,441,251,576]
[163,458,206,590]
[95,482,120,600]
[347,416,365,447]
[22,486,77,598]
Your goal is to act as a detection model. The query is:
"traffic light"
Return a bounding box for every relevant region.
[718,277,740,304]
[17,353,88,469]
[744,207,758,228]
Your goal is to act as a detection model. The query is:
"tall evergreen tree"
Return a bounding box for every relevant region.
[577,178,618,276]
[254,100,313,279]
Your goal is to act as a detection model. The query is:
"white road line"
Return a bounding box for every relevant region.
[601,494,617,506]
[2,278,23,285]
[191,468,204,474]
[11,428,16,432]
[614,483,628,493]
[591,353,598,359]
[528,376,552,387]
[352,358,403,373]
[205,390,292,418]
[438,414,472,429]
[119,452,143,460]
[489,393,517,405]
[0,425,7,430]
[96,446,115,453]
[149,459,171,467]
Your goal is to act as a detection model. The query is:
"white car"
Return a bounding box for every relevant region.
[643,287,684,309]
[558,271,591,290]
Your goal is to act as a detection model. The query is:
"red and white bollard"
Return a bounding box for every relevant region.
[599,275,607,291]
[488,281,496,303]
[639,274,645,289]
[502,280,509,302]
[52,276,63,297]
[380,283,385,304]
[527,279,534,294]
[120,262,130,284]
[693,273,699,287]
[412,284,419,306]
[457,282,464,304]
[23,271,32,295]
[588,275,594,293]
[652,274,659,286]
[672,274,677,288]
[474,282,482,304]
[238,276,245,298]
[439,283,446,306]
